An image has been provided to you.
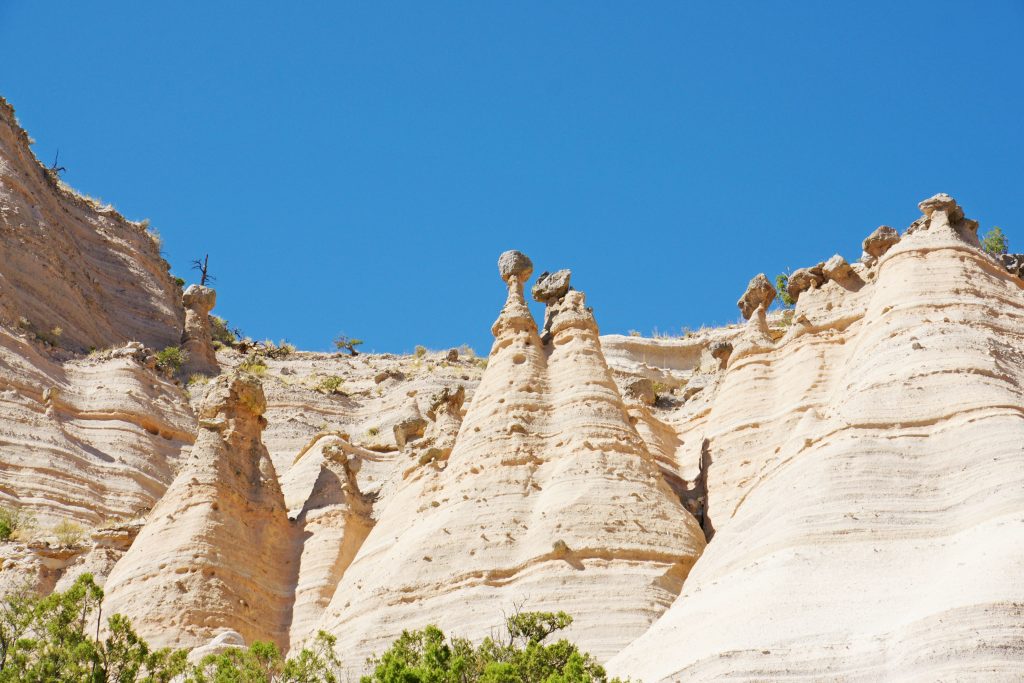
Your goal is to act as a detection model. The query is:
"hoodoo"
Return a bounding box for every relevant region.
[102,372,294,650]
[313,251,706,666]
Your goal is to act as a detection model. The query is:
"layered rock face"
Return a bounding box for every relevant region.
[0,97,182,352]
[1,110,1021,683]
[607,195,1024,680]
[102,373,295,650]
[313,252,706,666]
[0,331,195,529]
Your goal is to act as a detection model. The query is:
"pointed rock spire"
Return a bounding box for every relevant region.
[102,372,294,651]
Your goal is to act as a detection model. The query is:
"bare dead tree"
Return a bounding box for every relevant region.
[191,254,215,286]
[50,149,66,175]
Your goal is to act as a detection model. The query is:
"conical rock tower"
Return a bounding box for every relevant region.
[103,372,294,650]
[315,251,705,668]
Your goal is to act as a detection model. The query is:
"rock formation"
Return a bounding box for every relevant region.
[0,103,1020,683]
[607,194,1024,680]
[181,285,219,375]
[313,252,706,667]
[289,438,372,647]
[736,273,775,319]
[102,372,294,650]
[0,97,182,352]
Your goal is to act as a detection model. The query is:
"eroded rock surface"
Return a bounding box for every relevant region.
[181,285,218,375]
[102,373,294,650]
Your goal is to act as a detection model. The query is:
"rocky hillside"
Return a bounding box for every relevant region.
[0,99,1021,681]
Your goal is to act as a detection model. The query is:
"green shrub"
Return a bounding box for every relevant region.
[155,346,186,377]
[362,610,620,683]
[334,335,364,356]
[414,345,427,358]
[982,226,1009,256]
[239,355,268,375]
[173,276,186,288]
[52,520,85,547]
[314,376,345,395]
[0,574,341,682]
[210,316,237,347]
[775,273,795,307]
[0,506,36,542]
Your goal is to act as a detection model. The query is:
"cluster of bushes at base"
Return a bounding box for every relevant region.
[0,577,617,682]
[361,609,621,683]
[0,574,340,682]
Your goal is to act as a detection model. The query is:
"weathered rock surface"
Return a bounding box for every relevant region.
[607,195,1024,681]
[862,224,900,259]
[531,269,572,303]
[102,373,295,650]
[1,121,1021,683]
[313,256,706,669]
[0,97,183,352]
[736,273,775,319]
[786,264,825,300]
[181,285,219,375]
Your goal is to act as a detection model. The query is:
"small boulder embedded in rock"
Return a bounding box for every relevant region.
[623,378,656,406]
[862,226,901,259]
[498,250,533,284]
[710,341,733,368]
[1001,254,1024,279]
[737,274,776,320]
[786,265,825,301]
[445,348,459,362]
[822,254,854,281]
[531,269,572,304]
[393,398,428,449]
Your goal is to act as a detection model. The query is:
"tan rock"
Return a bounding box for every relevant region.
[314,256,706,667]
[102,372,294,651]
[181,285,219,375]
[822,253,854,281]
[736,273,776,320]
[862,225,900,258]
[786,264,825,301]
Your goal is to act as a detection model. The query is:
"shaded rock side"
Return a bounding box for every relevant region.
[289,438,373,648]
[102,372,295,651]
[314,254,705,671]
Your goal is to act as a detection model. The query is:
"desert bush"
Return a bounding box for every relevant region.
[262,340,295,359]
[982,226,1009,256]
[0,507,36,542]
[314,376,345,395]
[775,273,795,307]
[155,346,186,377]
[414,345,427,358]
[52,520,85,547]
[239,355,268,375]
[362,610,619,683]
[0,574,340,682]
[210,316,237,348]
[334,335,364,356]
[173,277,186,288]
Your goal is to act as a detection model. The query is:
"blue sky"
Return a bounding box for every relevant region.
[1,2,1021,354]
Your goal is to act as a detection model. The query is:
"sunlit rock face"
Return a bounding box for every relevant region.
[102,372,295,650]
[313,251,706,668]
[1,107,1021,683]
[607,195,1024,681]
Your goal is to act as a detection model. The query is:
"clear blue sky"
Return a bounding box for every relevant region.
[2,3,1021,354]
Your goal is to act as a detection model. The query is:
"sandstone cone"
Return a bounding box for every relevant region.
[103,372,294,650]
[314,255,705,668]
